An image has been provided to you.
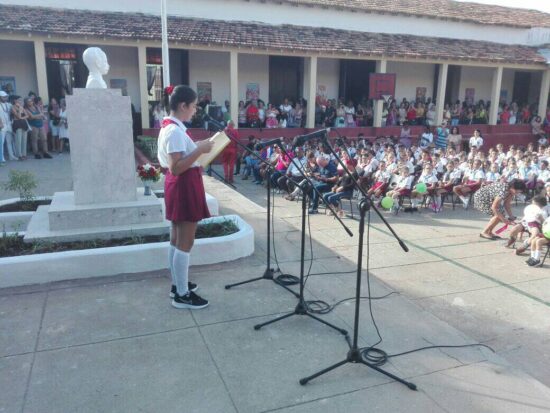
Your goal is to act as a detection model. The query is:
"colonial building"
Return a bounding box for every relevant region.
[0,0,549,134]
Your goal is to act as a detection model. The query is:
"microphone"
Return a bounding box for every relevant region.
[292,128,330,148]
[203,114,225,131]
[256,138,282,149]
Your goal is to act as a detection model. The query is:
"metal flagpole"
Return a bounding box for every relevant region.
[161,0,171,87]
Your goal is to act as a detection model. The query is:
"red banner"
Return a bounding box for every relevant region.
[368,73,396,100]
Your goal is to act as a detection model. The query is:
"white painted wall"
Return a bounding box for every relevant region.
[2,0,536,45]
[387,61,435,102]
[317,58,340,101]
[188,50,229,105]
[459,66,493,103]
[0,40,38,97]
[99,45,141,111]
[238,54,269,102]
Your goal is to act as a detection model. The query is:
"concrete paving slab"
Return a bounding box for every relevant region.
[188,264,300,327]
[371,261,498,299]
[513,278,550,302]
[416,286,550,343]
[199,315,395,413]
[452,254,550,285]
[273,382,445,413]
[0,354,32,413]
[0,292,46,357]
[414,361,550,412]
[332,242,442,270]
[37,278,195,350]
[25,329,237,413]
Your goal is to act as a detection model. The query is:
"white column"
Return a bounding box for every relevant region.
[306,56,317,128]
[33,39,49,103]
[138,45,149,130]
[538,68,550,119]
[435,63,448,126]
[160,0,170,87]
[373,59,387,128]
[230,51,239,127]
[489,66,503,125]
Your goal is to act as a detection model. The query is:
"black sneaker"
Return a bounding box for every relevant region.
[35,154,42,159]
[43,152,52,159]
[527,258,541,267]
[171,291,209,309]
[170,282,197,298]
[525,257,535,265]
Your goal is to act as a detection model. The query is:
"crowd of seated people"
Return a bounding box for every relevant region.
[313,96,550,129]
[234,130,550,261]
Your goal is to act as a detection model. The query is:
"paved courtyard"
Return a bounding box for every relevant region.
[1,158,550,412]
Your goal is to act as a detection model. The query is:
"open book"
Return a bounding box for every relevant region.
[196,131,231,168]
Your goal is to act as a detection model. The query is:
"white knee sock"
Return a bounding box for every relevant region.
[168,245,176,286]
[533,250,541,260]
[173,249,190,296]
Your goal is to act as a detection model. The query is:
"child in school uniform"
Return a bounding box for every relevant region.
[526,216,550,267]
[367,160,391,202]
[411,163,439,209]
[484,163,501,184]
[506,195,549,254]
[386,165,414,213]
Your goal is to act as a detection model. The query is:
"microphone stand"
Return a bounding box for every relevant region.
[253,138,351,337]
[223,135,299,298]
[298,133,416,390]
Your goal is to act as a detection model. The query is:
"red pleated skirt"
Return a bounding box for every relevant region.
[164,167,211,222]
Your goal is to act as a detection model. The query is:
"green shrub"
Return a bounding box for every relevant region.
[3,170,37,203]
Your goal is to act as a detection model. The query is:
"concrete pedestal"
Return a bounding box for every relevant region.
[66,88,137,205]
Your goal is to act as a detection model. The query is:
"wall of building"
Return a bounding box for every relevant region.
[0,40,38,97]
[2,0,535,45]
[317,58,340,101]
[501,69,515,104]
[100,45,141,110]
[387,61,436,102]
[188,50,230,105]
[458,66,494,103]
[238,54,269,102]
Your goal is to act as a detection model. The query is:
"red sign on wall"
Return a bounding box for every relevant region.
[368,73,396,100]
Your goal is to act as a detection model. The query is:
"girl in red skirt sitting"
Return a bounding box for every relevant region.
[157,85,214,309]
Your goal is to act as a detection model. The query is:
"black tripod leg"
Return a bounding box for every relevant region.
[362,361,417,390]
[273,280,300,298]
[299,359,348,385]
[306,313,348,335]
[225,276,267,289]
[254,311,294,330]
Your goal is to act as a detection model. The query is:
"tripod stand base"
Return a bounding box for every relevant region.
[225,268,300,298]
[253,301,348,336]
[299,348,417,390]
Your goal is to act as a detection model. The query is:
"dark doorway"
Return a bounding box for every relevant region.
[45,43,87,102]
[169,49,189,86]
[513,72,531,105]
[339,59,376,105]
[445,65,461,105]
[269,56,303,105]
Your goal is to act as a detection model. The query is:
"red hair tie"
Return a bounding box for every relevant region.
[164,85,175,95]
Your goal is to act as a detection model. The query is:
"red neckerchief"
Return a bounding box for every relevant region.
[161,118,193,139]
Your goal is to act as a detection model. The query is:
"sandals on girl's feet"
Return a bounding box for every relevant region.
[515,246,527,255]
[480,233,498,241]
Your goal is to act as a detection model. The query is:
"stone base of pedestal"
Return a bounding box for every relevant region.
[24,205,170,243]
[24,188,166,243]
[48,189,163,231]
[22,190,220,243]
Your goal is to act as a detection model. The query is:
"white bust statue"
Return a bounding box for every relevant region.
[83,47,110,89]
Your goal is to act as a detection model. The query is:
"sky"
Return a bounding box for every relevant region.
[456,0,550,13]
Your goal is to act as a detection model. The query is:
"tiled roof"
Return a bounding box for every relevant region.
[272,0,550,29]
[0,4,547,66]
